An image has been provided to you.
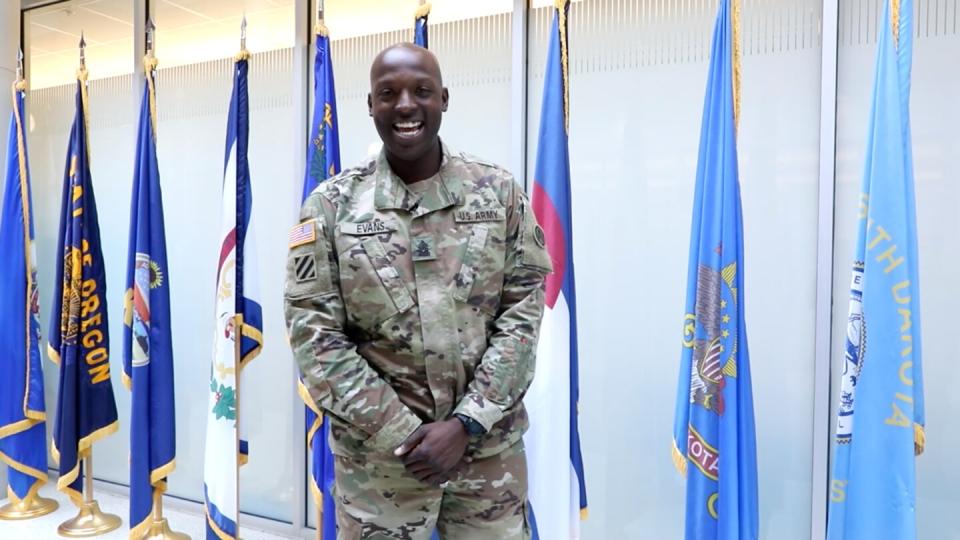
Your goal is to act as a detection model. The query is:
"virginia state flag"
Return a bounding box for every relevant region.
[413,3,430,48]
[525,2,587,538]
[297,21,341,540]
[827,1,924,538]
[671,1,758,538]
[0,81,51,511]
[123,58,177,539]
[204,50,263,540]
[49,69,119,506]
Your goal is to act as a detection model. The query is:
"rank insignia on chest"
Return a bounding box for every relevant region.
[412,235,437,261]
[293,253,317,283]
[288,219,317,248]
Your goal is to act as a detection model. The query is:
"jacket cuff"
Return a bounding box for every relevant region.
[366,409,423,454]
[453,393,504,433]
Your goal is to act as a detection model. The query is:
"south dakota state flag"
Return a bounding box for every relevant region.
[297,20,341,540]
[525,1,588,538]
[0,81,51,511]
[49,69,119,506]
[827,1,925,538]
[123,58,177,538]
[671,1,758,539]
[204,50,263,540]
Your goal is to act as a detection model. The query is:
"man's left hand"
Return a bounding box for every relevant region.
[394,419,470,485]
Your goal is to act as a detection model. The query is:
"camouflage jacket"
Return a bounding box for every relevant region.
[284,143,552,460]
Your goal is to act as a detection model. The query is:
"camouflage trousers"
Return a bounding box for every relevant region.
[334,440,530,540]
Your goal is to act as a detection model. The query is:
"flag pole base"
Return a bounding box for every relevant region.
[0,495,59,520]
[57,500,122,537]
[136,516,191,540]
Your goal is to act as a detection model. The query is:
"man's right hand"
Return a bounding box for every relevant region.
[394,419,470,485]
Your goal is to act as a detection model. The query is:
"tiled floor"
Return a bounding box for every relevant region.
[0,484,298,540]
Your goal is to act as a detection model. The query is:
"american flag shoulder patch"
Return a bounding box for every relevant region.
[289,219,317,248]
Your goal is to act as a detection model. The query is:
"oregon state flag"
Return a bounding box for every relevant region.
[525,1,588,538]
[297,20,341,540]
[204,50,263,540]
[827,1,925,538]
[671,1,758,539]
[123,57,177,539]
[0,80,51,510]
[49,68,119,506]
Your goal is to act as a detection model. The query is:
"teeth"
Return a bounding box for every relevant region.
[395,121,422,129]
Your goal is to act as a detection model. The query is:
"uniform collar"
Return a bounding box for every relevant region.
[374,140,464,215]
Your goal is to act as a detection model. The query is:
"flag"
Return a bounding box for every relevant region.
[123,57,177,538]
[525,1,588,538]
[671,1,758,538]
[414,3,430,48]
[49,68,119,506]
[297,20,341,540]
[827,1,924,538]
[0,80,51,510]
[204,49,263,540]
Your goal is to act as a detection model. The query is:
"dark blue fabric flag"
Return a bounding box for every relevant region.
[0,82,51,511]
[49,72,119,507]
[299,21,341,540]
[672,1,759,539]
[123,59,177,538]
[414,3,430,48]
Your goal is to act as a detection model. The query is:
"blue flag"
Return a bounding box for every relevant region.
[123,59,177,538]
[0,82,52,511]
[827,1,924,538]
[414,3,430,48]
[525,2,588,538]
[298,22,341,540]
[204,50,264,540]
[671,1,758,538]
[49,72,119,506]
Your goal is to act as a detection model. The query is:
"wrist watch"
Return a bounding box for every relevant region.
[453,413,486,437]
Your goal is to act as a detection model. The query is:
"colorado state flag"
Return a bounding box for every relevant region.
[671,1,758,539]
[49,68,119,506]
[525,1,588,538]
[123,57,177,538]
[827,1,925,538]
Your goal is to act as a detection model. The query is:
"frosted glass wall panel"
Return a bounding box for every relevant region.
[526,1,821,537]
[30,75,137,488]
[26,0,134,89]
[152,49,298,522]
[833,1,960,536]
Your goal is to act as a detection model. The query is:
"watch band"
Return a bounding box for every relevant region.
[454,413,486,436]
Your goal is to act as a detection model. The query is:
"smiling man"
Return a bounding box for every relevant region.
[284,43,553,539]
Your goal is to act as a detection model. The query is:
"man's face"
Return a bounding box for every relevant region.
[368,47,448,164]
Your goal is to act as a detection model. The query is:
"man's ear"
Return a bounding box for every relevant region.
[441,87,449,112]
[367,93,373,116]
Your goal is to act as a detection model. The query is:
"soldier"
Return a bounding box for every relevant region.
[284,43,552,539]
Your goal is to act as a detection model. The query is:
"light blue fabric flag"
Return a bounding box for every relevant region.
[672,1,758,538]
[827,1,924,538]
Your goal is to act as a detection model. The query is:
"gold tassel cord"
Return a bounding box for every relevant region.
[556,0,570,134]
[732,0,742,133]
[77,67,92,166]
[414,3,432,20]
[235,49,251,62]
[315,21,329,37]
[914,423,925,456]
[671,440,688,476]
[143,56,160,140]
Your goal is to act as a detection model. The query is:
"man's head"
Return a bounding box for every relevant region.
[368,44,448,172]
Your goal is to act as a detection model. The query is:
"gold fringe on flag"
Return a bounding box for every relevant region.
[732,0,742,132]
[671,440,688,476]
[142,55,159,139]
[235,49,251,62]
[555,0,570,134]
[891,0,901,48]
[914,423,925,456]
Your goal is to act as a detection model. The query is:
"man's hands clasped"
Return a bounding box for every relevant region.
[394,418,470,486]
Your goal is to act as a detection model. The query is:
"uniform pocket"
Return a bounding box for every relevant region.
[359,237,415,319]
[452,225,489,303]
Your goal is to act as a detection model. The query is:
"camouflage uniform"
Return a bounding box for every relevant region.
[284,143,552,539]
